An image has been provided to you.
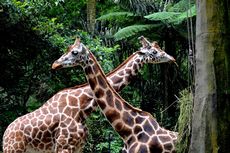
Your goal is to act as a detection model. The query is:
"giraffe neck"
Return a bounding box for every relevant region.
[83,52,139,140]
[73,52,145,91]
[106,52,144,91]
[67,52,146,123]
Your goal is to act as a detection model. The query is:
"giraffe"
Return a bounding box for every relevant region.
[2,36,175,153]
[52,38,178,153]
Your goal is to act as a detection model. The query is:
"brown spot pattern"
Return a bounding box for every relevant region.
[134,125,142,135]
[96,100,106,110]
[118,126,132,138]
[95,88,104,98]
[122,112,134,127]
[111,76,122,84]
[158,135,171,142]
[164,143,173,151]
[118,71,124,76]
[149,136,163,153]
[143,120,155,135]
[97,75,107,88]
[138,144,148,153]
[88,77,97,90]
[135,116,145,124]
[115,122,123,131]
[137,132,149,143]
[106,90,114,107]
[115,99,122,111]
[105,110,120,122]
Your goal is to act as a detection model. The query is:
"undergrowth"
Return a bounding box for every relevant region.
[176,88,193,153]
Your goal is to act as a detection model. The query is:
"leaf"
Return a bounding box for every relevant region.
[168,0,195,12]
[114,24,158,40]
[96,12,135,21]
[145,5,196,25]
[169,5,196,25]
[144,12,181,21]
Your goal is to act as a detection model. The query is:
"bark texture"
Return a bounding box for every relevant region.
[189,0,230,153]
[86,0,96,34]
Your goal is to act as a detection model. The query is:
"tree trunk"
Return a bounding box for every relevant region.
[87,0,96,34]
[189,0,230,153]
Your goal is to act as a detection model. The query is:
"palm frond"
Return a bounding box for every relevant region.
[114,24,159,41]
[96,12,135,21]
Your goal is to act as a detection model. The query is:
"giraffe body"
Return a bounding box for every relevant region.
[3,94,86,153]
[52,38,177,153]
[2,37,172,153]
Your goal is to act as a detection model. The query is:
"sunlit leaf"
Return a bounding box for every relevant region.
[97,12,135,21]
[114,24,158,40]
[144,12,181,21]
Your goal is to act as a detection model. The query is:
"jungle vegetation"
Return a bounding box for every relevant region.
[0,0,229,152]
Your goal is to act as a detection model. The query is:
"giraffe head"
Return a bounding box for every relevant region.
[138,36,176,64]
[52,38,90,69]
[52,36,176,69]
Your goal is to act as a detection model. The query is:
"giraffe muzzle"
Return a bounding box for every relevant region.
[52,62,62,70]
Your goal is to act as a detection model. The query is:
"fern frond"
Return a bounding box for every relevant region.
[144,12,181,21]
[96,12,135,21]
[181,5,196,18]
[170,5,196,25]
[168,0,195,12]
[114,24,159,41]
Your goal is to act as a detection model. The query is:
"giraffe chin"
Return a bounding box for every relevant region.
[52,62,63,70]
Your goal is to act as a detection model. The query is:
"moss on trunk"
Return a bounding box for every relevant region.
[189,0,230,152]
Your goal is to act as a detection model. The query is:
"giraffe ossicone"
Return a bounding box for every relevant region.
[2,36,175,153]
[52,37,177,153]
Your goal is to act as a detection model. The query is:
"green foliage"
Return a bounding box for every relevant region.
[114,0,156,15]
[108,0,196,41]
[168,0,195,12]
[84,110,123,153]
[144,4,196,27]
[26,95,42,112]
[144,12,181,21]
[176,88,193,153]
[114,24,156,40]
[173,5,196,24]
[96,11,135,21]
[0,0,191,152]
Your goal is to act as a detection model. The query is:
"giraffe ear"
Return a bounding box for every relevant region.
[81,44,87,54]
[74,37,81,46]
[138,36,151,49]
[152,41,164,52]
[152,41,160,49]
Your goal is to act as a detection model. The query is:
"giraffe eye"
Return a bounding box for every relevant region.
[72,50,78,55]
[152,49,157,54]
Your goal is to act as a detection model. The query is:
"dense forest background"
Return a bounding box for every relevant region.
[2,0,228,153]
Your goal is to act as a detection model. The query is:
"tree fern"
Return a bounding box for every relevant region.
[144,12,181,21]
[96,11,135,21]
[114,24,159,40]
[144,5,196,25]
[168,0,195,12]
[169,5,196,25]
